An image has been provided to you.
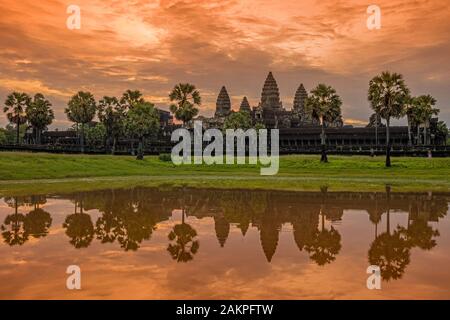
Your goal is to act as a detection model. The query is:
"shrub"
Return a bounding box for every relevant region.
[159,153,172,162]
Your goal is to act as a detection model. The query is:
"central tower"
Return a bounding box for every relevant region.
[215,86,231,118]
[260,72,283,111]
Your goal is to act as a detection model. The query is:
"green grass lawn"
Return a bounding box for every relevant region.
[0,152,449,195]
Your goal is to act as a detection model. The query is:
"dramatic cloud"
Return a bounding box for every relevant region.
[0,0,449,128]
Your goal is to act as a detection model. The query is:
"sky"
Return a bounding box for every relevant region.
[0,0,449,129]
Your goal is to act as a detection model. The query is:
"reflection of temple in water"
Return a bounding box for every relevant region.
[1,188,448,280]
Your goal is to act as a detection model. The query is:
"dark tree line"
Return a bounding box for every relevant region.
[2,74,447,165]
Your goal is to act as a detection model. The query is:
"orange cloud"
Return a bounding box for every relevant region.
[0,0,449,128]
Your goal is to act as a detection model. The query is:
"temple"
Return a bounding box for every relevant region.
[10,71,448,155]
[193,71,448,155]
[203,71,344,130]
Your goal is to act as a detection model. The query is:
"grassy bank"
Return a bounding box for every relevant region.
[0,152,449,195]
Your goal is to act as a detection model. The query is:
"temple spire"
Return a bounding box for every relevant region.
[215,86,231,118]
[260,72,282,111]
[239,96,251,113]
[293,84,307,113]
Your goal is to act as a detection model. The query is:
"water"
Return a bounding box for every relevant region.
[0,187,449,299]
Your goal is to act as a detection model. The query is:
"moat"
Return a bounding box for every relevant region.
[1,187,449,299]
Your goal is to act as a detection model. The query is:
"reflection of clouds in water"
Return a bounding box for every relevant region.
[0,189,449,299]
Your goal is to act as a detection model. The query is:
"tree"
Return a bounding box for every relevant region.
[368,72,409,167]
[85,123,107,147]
[120,90,145,109]
[407,96,424,145]
[412,95,439,145]
[98,96,125,154]
[403,95,415,147]
[124,102,160,160]
[3,92,30,144]
[1,124,27,144]
[25,93,54,144]
[436,121,448,145]
[305,84,342,162]
[65,91,97,153]
[223,111,252,130]
[0,128,7,145]
[169,83,201,126]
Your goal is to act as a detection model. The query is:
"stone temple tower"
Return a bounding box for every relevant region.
[293,84,307,114]
[260,72,283,111]
[215,86,231,118]
[293,83,317,125]
[239,96,251,113]
[293,84,309,121]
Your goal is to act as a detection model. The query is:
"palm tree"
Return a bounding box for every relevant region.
[65,91,97,153]
[169,83,201,127]
[120,90,145,109]
[407,97,424,146]
[119,90,145,154]
[3,92,31,144]
[98,96,125,154]
[368,72,409,167]
[413,95,439,145]
[25,93,55,144]
[124,102,160,160]
[403,95,415,147]
[436,121,448,145]
[305,84,342,162]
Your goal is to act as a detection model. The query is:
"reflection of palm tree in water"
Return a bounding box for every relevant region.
[1,196,52,246]
[301,188,342,266]
[1,197,27,246]
[403,194,440,251]
[63,199,94,249]
[23,208,52,238]
[167,198,199,263]
[368,193,384,239]
[95,189,158,251]
[304,209,342,266]
[404,219,439,250]
[368,186,411,281]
